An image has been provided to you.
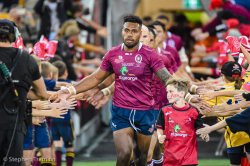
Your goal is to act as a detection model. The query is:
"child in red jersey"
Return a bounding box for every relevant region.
[156,78,209,166]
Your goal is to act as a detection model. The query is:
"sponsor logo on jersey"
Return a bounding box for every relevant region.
[114,55,124,63]
[120,66,128,76]
[119,65,138,81]
[174,124,181,132]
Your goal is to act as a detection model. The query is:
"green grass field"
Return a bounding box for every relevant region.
[63,159,229,166]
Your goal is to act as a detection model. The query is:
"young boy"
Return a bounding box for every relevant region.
[156,78,209,166]
[51,60,75,166]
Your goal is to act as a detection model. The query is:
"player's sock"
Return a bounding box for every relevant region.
[153,155,163,166]
[33,150,41,166]
[40,160,53,166]
[32,157,40,166]
[55,150,62,166]
[147,160,153,166]
[66,151,75,166]
[241,156,250,166]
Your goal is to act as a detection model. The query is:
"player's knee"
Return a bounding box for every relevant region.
[41,148,52,158]
[66,147,74,152]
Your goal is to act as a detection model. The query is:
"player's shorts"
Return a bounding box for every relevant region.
[110,104,158,135]
[23,125,34,150]
[153,110,160,131]
[51,121,74,148]
[227,142,250,165]
[34,122,51,148]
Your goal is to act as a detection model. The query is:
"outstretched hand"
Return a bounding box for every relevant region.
[191,101,213,115]
[196,124,212,136]
[50,107,69,118]
[50,98,77,110]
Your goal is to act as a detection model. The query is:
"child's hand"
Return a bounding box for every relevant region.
[158,134,166,144]
[32,117,45,126]
[50,108,68,118]
[196,124,212,135]
[200,133,210,142]
[33,100,51,110]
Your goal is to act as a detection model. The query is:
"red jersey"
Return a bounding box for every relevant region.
[157,104,203,166]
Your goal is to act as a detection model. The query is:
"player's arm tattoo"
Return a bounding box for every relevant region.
[156,68,172,83]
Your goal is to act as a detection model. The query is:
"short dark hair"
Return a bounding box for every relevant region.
[52,60,67,77]
[72,3,83,14]
[142,16,152,22]
[0,19,16,42]
[49,55,63,63]
[151,21,166,31]
[148,27,156,38]
[157,15,169,22]
[123,15,142,27]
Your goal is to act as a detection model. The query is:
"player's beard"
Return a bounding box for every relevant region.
[123,39,139,49]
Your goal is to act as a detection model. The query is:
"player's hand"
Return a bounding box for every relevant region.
[196,86,206,95]
[70,93,84,100]
[158,134,166,144]
[93,95,111,109]
[190,95,202,103]
[196,124,212,136]
[50,108,68,118]
[88,91,104,104]
[81,88,100,101]
[191,102,212,115]
[32,117,45,126]
[53,87,72,103]
[33,100,51,110]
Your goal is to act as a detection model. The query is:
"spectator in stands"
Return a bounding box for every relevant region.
[34,0,73,39]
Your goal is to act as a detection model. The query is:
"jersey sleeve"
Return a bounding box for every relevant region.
[156,109,165,130]
[194,113,204,129]
[225,108,250,135]
[46,80,56,90]
[28,54,41,81]
[150,51,165,73]
[160,54,173,74]
[192,107,204,129]
[100,51,114,73]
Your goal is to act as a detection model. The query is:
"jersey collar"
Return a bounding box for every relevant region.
[121,42,143,52]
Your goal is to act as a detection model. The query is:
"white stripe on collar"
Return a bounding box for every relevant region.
[121,42,143,51]
[163,41,167,50]
[167,31,172,37]
[157,47,161,53]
